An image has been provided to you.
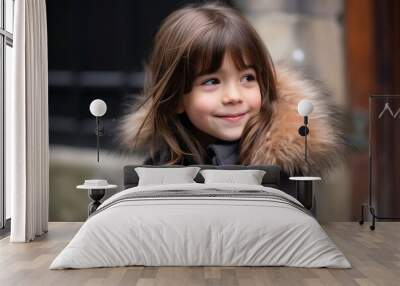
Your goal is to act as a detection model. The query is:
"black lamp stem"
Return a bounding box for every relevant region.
[96,116,100,162]
[305,126,308,163]
[304,116,308,168]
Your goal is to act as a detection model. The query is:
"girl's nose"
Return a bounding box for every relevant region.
[222,84,243,104]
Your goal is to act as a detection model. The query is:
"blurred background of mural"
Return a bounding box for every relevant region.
[46,0,400,222]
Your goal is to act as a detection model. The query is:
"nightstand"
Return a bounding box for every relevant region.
[77,180,118,216]
[289,176,321,210]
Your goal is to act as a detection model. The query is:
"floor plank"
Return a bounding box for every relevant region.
[0,222,399,286]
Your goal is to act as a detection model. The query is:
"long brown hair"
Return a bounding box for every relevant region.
[131,2,277,164]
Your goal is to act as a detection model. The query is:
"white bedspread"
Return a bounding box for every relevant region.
[50,183,351,269]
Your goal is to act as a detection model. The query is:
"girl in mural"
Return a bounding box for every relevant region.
[118,2,345,177]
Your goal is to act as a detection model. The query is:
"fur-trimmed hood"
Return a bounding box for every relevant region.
[118,65,345,176]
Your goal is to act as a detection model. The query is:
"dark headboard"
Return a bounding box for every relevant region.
[123,165,281,190]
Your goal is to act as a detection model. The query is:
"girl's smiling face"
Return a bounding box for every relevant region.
[180,53,262,141]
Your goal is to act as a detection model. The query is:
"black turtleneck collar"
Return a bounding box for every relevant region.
[206,140,239,165]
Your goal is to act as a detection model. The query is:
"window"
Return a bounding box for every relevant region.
[1,0,14,231]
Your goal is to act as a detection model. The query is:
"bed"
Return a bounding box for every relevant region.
[49,165,350,269]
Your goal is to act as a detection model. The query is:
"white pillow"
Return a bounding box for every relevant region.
[135,167,201,186]
[200,169,266,185]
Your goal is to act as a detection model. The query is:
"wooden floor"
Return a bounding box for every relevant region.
[0,222,399,286]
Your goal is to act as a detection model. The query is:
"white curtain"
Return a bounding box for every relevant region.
[7,0,49,242]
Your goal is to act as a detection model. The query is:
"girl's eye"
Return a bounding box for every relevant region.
[241,74,256,83]
[201,78,220,86]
